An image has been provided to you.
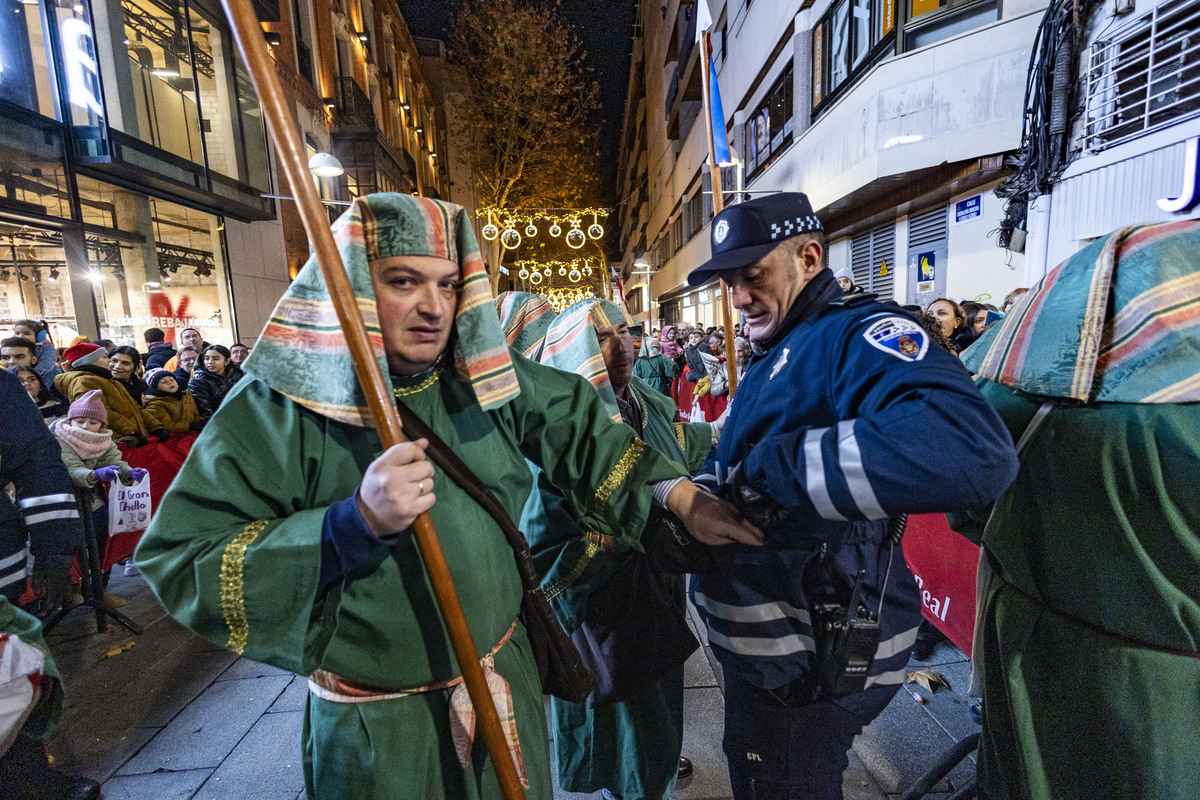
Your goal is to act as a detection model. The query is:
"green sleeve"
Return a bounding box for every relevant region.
[135,380,325,675]
[681,422,713,474]
[57,439,96,487]
[506,355,686,552]
[0,597,61,739]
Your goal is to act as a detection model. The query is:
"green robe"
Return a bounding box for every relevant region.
[972,379,1200,800]
[0,597,61,745]
[521,376,711,800]
[135,355,686,800]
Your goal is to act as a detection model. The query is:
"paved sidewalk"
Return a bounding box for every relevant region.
[43,571,976,799]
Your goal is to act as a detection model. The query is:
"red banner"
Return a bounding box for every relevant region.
[107,432,198,569]
[901,513,979,653]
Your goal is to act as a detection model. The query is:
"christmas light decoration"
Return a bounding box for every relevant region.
[476,207,609,247]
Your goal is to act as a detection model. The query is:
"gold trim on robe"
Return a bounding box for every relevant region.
[595,439,645,505]
[220,519,269,654]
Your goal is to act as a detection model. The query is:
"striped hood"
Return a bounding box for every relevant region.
[539,298,633,423]
[963,220,1200,403]
[493,291,556,360]
[246,193,517,425]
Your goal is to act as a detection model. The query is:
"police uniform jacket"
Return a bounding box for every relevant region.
[0,369,83,602]
[693,271,1019,691]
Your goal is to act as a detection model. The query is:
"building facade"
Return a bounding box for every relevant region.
[1024,0,1200,277]
[0,0,449,349]
[617,0,1055,328]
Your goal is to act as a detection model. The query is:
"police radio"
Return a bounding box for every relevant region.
[815,569,882,697]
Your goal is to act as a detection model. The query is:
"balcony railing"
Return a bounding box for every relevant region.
[334,76,375,129]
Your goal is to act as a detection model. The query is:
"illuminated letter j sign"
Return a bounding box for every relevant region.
[1158,137,1200,214]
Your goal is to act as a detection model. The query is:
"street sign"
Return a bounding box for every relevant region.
[954,195,982,224]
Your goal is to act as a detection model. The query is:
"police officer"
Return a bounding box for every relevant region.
[686,193,1019,799]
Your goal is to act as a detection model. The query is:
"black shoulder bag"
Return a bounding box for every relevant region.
[394,401,595,704]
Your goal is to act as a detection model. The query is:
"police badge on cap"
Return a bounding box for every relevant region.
[688,193,823,287]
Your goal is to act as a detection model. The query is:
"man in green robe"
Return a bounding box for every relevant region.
[135,194,761,800]
[523,299,716,800]
[959,220,1200,800]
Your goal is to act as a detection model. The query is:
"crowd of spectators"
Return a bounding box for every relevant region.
[636,285,1019,422]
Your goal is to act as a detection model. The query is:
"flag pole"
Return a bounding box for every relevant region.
[697,24,739,396]
[217,1,525,797]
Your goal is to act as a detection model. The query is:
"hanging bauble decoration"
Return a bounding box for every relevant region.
[566,220,586,249]
[525,223,538,237]
[518,268,530,280]
[588,214,603,240]
[500,228,522,250]
[543,267,552,276]
[529,270,543,284]
[482,223,499,241]
[558,266,567,276]
[549,223,562,237]
[569,268,581,282]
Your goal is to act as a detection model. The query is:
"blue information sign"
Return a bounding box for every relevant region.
[955,195,982,224]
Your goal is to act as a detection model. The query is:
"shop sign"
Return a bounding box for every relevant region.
[1157,136,1200,214]
[109,315,222,328]
[60,17,104,118]
[954,195,982,224]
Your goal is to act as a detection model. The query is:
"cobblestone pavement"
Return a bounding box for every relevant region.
[42,571,975,799]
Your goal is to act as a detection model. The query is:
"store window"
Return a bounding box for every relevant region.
[746,66,793,177]
[0,223,80,343]
[73,175,236,347]
[292,0,317,86]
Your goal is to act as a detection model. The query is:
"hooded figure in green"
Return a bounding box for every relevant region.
[134,195,761,800]
[958,220,1200,800]
[526,298,717,800]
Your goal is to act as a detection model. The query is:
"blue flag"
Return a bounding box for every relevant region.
[709,54,730,165]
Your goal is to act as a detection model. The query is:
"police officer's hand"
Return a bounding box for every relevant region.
[666,482,764,547]
[356,439,436,538]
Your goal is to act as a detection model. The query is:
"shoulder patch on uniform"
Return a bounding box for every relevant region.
[862,316,928,362]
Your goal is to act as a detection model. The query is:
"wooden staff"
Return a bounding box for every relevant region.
[218,2,525,797]
[698,30,739,397]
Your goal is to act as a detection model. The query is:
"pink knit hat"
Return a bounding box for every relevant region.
[67,389,108,425]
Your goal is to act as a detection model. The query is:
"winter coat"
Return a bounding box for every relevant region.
[51,419,133,510]
[659,327,681,359]
[53,366,149,441]
[143,390,200,433]
[188,366,242,421]
[144,342,176,371]
[32,340,62,388]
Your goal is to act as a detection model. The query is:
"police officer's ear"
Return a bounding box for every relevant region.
[788,235,824,280]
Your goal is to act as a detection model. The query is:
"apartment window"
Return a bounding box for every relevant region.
[746,66,793,177]
[1085,0,1200,151]
[685,192,703,240]
[292,0,316,86]
[902,0,998,51]
[714,20,729,69]
[813,0,895,111]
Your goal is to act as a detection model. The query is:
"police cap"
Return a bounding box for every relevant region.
[688,192,823,287]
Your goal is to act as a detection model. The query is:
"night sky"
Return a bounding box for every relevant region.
[397,0,638,207]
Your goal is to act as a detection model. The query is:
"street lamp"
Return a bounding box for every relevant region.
[307,152,344,177]
[632,256,653,332]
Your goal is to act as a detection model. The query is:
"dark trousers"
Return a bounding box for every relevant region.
[723,669,901,800]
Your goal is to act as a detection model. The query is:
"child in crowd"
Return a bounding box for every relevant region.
[141,369,201,433]
[7,364,68,422]
[12,319,62,388]
[50,390,147,607]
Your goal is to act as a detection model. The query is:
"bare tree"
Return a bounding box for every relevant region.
[450,0,602,290]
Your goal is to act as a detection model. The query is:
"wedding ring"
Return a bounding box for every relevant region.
[417,481,425,494]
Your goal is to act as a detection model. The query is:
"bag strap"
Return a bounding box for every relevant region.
[393,400,538,578]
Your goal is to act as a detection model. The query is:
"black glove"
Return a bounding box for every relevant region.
[153,428,171,443]
[718,466,793,532]
[188,419,205,431]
